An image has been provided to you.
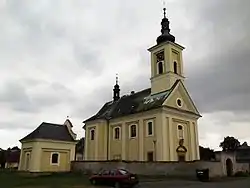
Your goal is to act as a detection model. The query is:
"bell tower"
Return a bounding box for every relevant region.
[148,8,185,95]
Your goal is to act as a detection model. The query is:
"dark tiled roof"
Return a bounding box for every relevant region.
[84,80,180,123]
[20,122,75,142]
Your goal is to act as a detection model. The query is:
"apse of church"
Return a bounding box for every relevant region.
[83,8,201,162]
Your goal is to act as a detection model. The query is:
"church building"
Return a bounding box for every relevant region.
[83,8,201,162]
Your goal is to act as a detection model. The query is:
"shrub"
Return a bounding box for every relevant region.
[234,171,250,177]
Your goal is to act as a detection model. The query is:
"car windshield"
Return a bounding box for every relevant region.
[118,169,129,175]
[98,170,109,175]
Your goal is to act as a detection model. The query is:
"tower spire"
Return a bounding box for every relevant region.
[156,6,175,44]
[113,73,120,101]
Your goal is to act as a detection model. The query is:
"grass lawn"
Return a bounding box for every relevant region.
[0,170,91,188]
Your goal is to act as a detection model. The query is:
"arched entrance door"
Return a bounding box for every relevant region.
[226,158,233,176]
[176,139,187,162]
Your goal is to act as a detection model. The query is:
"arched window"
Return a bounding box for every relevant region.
[51,153,59,164]
[147,121,153,136]
[178,125,184,139]
[158,61,163,74]
[90,129,95,140]
[130,125,137,138]
[174,61,178,74]
[114,127,120,139]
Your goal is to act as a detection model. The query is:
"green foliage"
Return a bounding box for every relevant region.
[0,150,6,168]
[234,171,250,177]
[0,171,90,188]
[219,136,240,152]
[75,137,85,153]
[199,146,215,161]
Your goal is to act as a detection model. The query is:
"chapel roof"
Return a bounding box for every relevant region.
[83,80,180,124]
[20,122,75,142]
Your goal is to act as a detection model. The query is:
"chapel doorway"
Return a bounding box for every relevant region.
[178,153,186,162]
[176,139,187,162]
[226,158,233,177]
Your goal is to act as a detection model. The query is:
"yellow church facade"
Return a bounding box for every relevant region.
[83,9,201,162]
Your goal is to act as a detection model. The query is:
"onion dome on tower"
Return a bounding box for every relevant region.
[156,7,175,45]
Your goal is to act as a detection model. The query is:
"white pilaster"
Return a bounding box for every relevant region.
[186,122,192,161]
[18,147,24,170]
[95,127,98,160]
[194,122,200,160]
[162,115,167,161]
[121,123,126,160]
[168,117,174,161]
[139,120,144,161]
[84,127,89,160]
[108,125,111,160]
[189,121,196,161]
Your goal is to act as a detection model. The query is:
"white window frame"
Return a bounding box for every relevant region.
[113,126,121,140]
[157,61,164,74]
[129,124,137,138]
[176,98,183,108]
[173,60,178,74]
[90,128,95,141]
[177,124,184,139]
[146,120,154,136]
[50,152,60,166]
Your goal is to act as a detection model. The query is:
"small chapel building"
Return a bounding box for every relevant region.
[83,8,201,162]
[18,119,77,172]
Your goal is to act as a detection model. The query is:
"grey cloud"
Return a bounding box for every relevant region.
[72,42,104,72]
[1,0,106,72]
[72,84,113,120]
[187,32,250,113]
[0,82,37,113]
[1,0,250,149]
[0,79,75,113]
[0,121,34,130]
[181,0,250,115]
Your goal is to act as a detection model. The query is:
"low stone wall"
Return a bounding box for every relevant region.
[234,162,250,173]
[71,160,226,178]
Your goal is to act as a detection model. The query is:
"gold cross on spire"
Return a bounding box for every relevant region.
[163,0,166,18]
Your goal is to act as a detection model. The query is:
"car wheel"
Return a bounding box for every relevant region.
[90,179,97,185]
[133,184,140,188]
[114,182,120,188]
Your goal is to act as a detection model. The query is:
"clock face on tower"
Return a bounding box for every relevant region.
[156,51,164,62]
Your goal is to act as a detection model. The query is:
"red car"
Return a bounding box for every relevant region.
[89,168,139,188]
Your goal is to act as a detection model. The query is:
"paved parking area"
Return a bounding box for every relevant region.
[140,178,250,188]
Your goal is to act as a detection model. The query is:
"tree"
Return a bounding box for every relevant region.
[0,150,6,168]
[199,146,215,161]
[11,146,20,151]
[76,137,85,154]
[219,136,240,152]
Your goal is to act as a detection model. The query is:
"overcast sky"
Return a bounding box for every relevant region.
[0,0,249,150]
